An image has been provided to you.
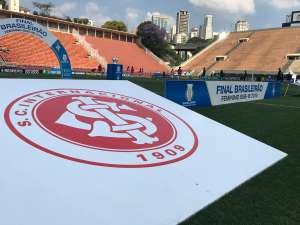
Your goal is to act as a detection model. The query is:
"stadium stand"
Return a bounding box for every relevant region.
[0,46,9,65]
[0,32,98,71]
[288,60,300,74]
[0,30,168,74]
[0,32,57,69]
[85,35,169,75]
[182,27,300,75]
[53,32,99,71]
[0,9,169,75]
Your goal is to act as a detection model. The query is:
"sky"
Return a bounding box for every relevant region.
[20,0,300,32]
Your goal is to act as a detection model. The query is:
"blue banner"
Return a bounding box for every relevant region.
[165,80,211,107]
[0,18,72,79]
[264,81,281,99]
[166,80,281,107]
[51,40,72,79]
[107,64,123,80]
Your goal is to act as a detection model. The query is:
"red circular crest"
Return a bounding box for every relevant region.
[5,89,198,168]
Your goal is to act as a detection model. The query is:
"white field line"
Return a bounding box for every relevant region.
[247,102,300,109]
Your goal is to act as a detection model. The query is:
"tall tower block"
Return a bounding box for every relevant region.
[9,0,19,12]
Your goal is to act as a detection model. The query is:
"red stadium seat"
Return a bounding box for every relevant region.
[0,31,169,75]
[85,36,169,76]
[0,32,98,71]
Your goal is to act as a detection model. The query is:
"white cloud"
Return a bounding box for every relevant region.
[189,0,256,14]
[52,2,77,18]
[146,12,153,21]
[82,2,111,26]
[126,8,141,21]
[124,8,144,31]
[269,0,300,9]
[85,2,100,14]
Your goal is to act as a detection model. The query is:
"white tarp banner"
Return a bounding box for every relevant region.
[206,81,269,106]
[0,79,286,225]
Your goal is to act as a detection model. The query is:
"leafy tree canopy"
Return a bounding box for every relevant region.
[102,21,128,32]
[0,0,8,9]
[65,16,72,22]
[32,1,54,16]
[187,36,218,55]
[187,37,204,44]
[20,6,30,13]
[137,21,183,66]
[73,18,89,25]
[137,21,167,57]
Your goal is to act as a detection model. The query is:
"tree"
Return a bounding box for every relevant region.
[32,2,54,16]
[187,37,203,44]
[20,6,31,13]
[162,46,184,67]
[187,36,218,55]
[0,0,8,9]
[102,21,128,32]
[65,16,72,22]
[73,18,89,25]
[137,21,183,66]
[137,21,167,58]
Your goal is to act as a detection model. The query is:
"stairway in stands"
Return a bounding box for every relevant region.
[183,27,300,74]
[0,30,170,74]
[85,35,169,75]
[0,47,8,66]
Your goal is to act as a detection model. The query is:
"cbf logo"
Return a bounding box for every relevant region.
[116,65,121,73]
[272,83,276,97]
[5,89,198,168]
[186,84,194,102]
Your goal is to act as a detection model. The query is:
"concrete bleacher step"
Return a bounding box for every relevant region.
[183,27,300,74]
[0,31,98,71]
[0,30,170,74]
[84,35,169,75]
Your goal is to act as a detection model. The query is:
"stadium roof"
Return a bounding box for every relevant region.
[0,9,136,37]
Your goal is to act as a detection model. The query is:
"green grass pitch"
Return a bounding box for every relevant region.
[1,74,299,225]
[132,78,300,225]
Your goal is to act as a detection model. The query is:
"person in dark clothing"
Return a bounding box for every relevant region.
[177,67,182,76]
[243,70,248,81]
[98,64,102,72]
[220,70,224,80]
[277,68,283,81]
[202,67,206,77]
[131,66,134,74]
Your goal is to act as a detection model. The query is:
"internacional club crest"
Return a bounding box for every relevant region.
[5,89,198,168]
